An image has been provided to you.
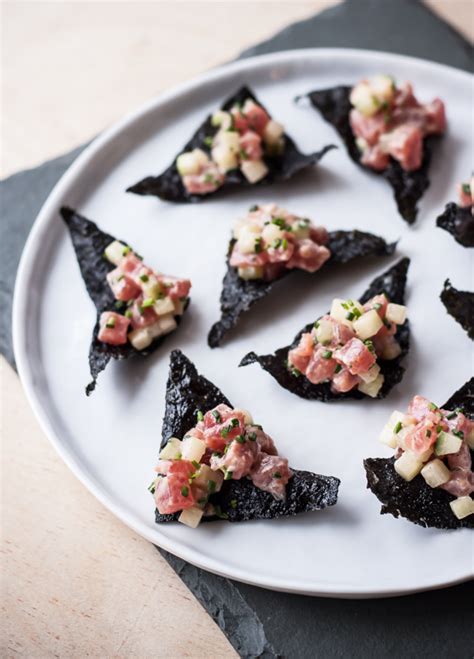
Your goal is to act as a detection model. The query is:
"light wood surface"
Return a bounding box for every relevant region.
[2,2,472,657]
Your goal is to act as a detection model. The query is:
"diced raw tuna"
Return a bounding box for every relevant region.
[183,164,224,195]
[440,471,474,498]
[242,100,270,135]
[98,312,130,345]
[331,367,359,393]
[106,268,141,301]
[202,405,246,451]
[457,183,472,208]
[350,109,387,145]
[231,107,249,133]
[239,130,263,161]
[286,240,330,273]
[250,454,292,500]
[154,472,195,514]
[210,438,258,479]
[288,332,314,374]
[404,420,437,456]
[305,347,337,384]
[129,297,159,329]
[382,124,423,172]
[159,276,191,301]
[247,426,277,455]
[333,338,376,375]
[360,145,390,171]
[309,226,329,244]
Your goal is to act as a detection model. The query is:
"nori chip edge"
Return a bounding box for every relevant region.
[436,202,474,248]
[154,350,340,524]
[363,378,474,530]
[61,207,189,395]
[440,278,474,340]
[127,85,336,203]
[239,257,410,402]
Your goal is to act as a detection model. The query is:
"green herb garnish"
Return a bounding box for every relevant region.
[141,297,154,308]
[273,471,282,479]
[235,435,246,444]
[254,237,263,254]
[322,350,333,359]
[114,300,125,310]
[196,410,204,422]
[139,274,149,283]
[147,480,156,494]
[181,486,189,497]
[248,432,257,441]
[453,430,464,439]
[334,364,342,374]
[394,421,402,434]
[428,402,438,411]
[192,460,200,469]
[229,499,237,509]
[204,136,213,147]
[105,317,116,329]
[122,246,131,256]
[212,410,222,423]
[208,480,216,492]
[224,470,233,480]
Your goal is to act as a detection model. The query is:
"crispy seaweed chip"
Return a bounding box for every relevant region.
[441,279,474,340]
[154,350,340,524]
[208,228,396,348]
[364,378,474,530]
[436,202,474,247]
[239,258,410,402]
[301,86,437,224]
[61,207,189,395]
[127,85,335,203]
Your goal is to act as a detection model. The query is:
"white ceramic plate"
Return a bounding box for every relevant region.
[13,49,473,597]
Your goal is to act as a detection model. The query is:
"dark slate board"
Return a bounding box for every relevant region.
[2,1,473,657]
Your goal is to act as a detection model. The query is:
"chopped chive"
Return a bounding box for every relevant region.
[352,308,362,319]
[224,443,230,454]
[122,246,131,256]
[181,486,189,497]
[229,499,237,509]
[273,238,282,249]
[436,425,443,433]
[426,430,432,438]
[248,432,257,441]
[147,480,156,494]
[224,470,233,480]
[196,410,204,422]
[212,410,222,423]
[462,183,471,194]
[105,317,116,329]
[235,435,246,444]
[453,430,464,439]
[254,237,263,254]
[334,364,342,374]
[197,497,208,505]
[220,427,230,438]
[192,460,200,469]
[176,453,182,460]
[204,173,215,183]
[394,421,402,434]
[446,411,457,420]
[139,274,149,282]
[249,205,259,212]
[231,418,239,427]
[341,302,349,310]
[314,321,320,329]
[114,300,125,310]
[322,350,333,359]
[208,480,216,492]
[117,274,125,281]
[428,402,438,411]
[141,298,154,308]
[282,238,288,249]
[203,136,213,147]
[213,505,228,520]
[346,311,355,321]
[273,471,282,479]
[455,407,465,415]
[364,340,375,353]
[374,303,382,311]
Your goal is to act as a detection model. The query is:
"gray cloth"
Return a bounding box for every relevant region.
[2,1,473,656]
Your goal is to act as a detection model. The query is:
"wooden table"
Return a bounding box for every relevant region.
[2,2,472,656]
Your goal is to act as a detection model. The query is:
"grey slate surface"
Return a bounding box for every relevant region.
[2,1,473,657]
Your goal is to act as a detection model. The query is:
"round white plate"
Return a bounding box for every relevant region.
[13,49,473,597]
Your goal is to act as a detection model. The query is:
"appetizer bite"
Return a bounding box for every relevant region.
[208,203,396,347]
[127,86,335,202]
[364,379,474,529]
[301,75,446,223]
[440,279,474,340]
[436,177,474,247]
[240,258,409,402]
[150,350,340,527]
[61,207,191,394]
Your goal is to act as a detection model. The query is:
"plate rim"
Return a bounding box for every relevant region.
[12,47,473,598]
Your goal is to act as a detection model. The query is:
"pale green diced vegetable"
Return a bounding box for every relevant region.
[181,435,206,462]
[241,159,268,183]
[292,223,311,240]
[178,507,204,528]
[176,149,209,176]
[262,222,284,245]
[216,130,240,150]
[394,451,424,481]
[193,464,224,492]
[358,373,384,398]
[159,437,182,460]
[350,82,380,116]
[212,131,240,172]
[104,240,126,266]
[153,296,175,316]
[386,303,407,325]
[158,314,177,335]
[359,363,381,384]
[129,327,153,350]
[355,137,368,153]
[141,277,162,300]
[330,299,354,327]
[379,424,398,448]
[211,110,232,129]
[421,459,451,488]
[315,318,333,344]
[237,224,262,254]
[369,74,395,102]
[353,309,383,340]
[263,119,284,145]
[435,431,462,456]
[449,496,474,520]
[238,265,264,280]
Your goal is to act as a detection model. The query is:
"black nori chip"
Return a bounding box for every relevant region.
[208,229,397,348]
[127,85,335,203]
[302,85,437,224]
[239,258,410,402]
[61,207,189,395]
[363,378,474,530]
[436,202,474,247]
[440,279,474,340]
[154,350,340,524]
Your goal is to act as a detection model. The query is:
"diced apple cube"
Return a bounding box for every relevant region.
[315,318,334,344]
[369,74,395,102]
[394,451,423,481]
[330,299,354,327]
[158,314,177,335]
[263,119,284,146]
[421,459,451,488]
[449,496,474,520]
[193,464,224,492]
[359,363,381,384]
[159,437,182,460]
[435,431,462,456]
[240,159,268,183]
[358,373,384,398]
[153,296,175,316]
[350,81,380,116]
[211,110,232,129]
[237,225,261,254]
[386,303,407,325]
[181,435,206,462]
[141,277,162,300]
[238,266,264,280]
[129,327,153,350]
[178,507,204,528]
[353,309,383,340]
[381,340,402,360]
[262,222,284,245]
[104,240,126,265]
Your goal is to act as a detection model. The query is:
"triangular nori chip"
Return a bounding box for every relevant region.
[436,202,474,247]
[61,207,188,395]
[441,279,474,340]
[208,228,396,348]
[302,86,437,224]
[127,85,335,203]
[154,350,340,524]
[239,258,410,402]
[364,378,474,530]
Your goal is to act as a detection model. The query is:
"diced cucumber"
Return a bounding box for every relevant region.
[421,459,451,488]
[358,373,384,398]
[193,464,224,492]
[104,240,126,265]
[394,451,424,481]
[262,222,284,245]
[449,496,474,520]
[355,137,368,153]
[178,507,204,528]
[353,309,383,340]
[263,119,284,146]
[159,437,182,460]
[215,130,240,150]
[237,224,262,254]
[369,74,395,102]
[315,318,333,344]
[238,265,264,280]
[330,299,356,327]
[181,435,206,462]
[211,110,232,129]
[435,431,462,456]
[350,82,381,117]
[129,327,153,350]
[292,223,311,240]
[379,423,399,448]
[141,277,161,300]
[153,296,175,317]
[359,363,381,384]
[386,303,407,325]
[158,314,177,335]
[176,149,209,176]
[241,159,268,183]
